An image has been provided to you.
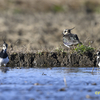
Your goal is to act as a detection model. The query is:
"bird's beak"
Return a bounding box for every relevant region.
[69,27,75,30]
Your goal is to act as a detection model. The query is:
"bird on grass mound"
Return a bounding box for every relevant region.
[62,27,82,48]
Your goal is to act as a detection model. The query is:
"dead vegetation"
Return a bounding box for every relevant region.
[0,0,100,13]
[0,0,100,51]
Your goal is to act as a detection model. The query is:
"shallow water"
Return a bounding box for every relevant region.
[0,67,100,100]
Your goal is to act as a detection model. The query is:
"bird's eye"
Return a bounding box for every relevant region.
[64,31,66,32]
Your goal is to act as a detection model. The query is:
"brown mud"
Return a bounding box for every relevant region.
[7,51,97,67]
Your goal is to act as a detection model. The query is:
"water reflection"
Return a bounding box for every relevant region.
[0,67,9,73]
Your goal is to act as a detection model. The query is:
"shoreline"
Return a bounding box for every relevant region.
[7,51,97,67]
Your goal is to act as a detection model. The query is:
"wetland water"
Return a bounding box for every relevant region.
[0,67,100,100]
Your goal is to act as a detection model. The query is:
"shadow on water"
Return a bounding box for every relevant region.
[0,67,100,100]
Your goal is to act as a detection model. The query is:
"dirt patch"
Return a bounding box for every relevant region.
[0,0,100,51]
[7,51,97,67]
[0,12,100,51]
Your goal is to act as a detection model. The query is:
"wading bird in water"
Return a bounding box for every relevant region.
[97,51,100,67]
[0,41,9,67]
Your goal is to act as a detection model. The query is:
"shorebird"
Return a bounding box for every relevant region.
[62,27,82,48]
[0,41,9,67]
[97,51,100,67]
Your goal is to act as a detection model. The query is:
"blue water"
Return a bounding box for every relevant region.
[0,67,100,100]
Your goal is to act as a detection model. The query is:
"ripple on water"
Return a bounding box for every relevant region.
[0,67,100,100]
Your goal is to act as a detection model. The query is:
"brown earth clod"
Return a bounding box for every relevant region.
[7,52,97,67]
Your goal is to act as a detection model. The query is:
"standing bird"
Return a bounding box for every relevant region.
[62,27,82,48]
[97,51,100,67]
[0,41,9,67]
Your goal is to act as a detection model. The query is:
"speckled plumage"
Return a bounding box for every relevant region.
[62,27,82,48]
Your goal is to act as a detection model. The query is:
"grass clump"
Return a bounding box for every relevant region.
[52,5,64,12]
[74,44,94,54]
[84,1,100,13]
[95,6,100,13]
[13,9,25,14]
[55,47,64,53]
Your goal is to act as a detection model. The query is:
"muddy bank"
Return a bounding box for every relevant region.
[7,52,97,67]
[0,0,100,52]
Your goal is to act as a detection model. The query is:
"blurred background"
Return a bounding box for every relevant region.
[0,0,100,52]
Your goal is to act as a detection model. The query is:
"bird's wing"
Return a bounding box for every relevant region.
[97,57,100,64]
[63,37,73,46]
[73,34,80,41]
[0,50,8,58]
[70,34,81,44]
